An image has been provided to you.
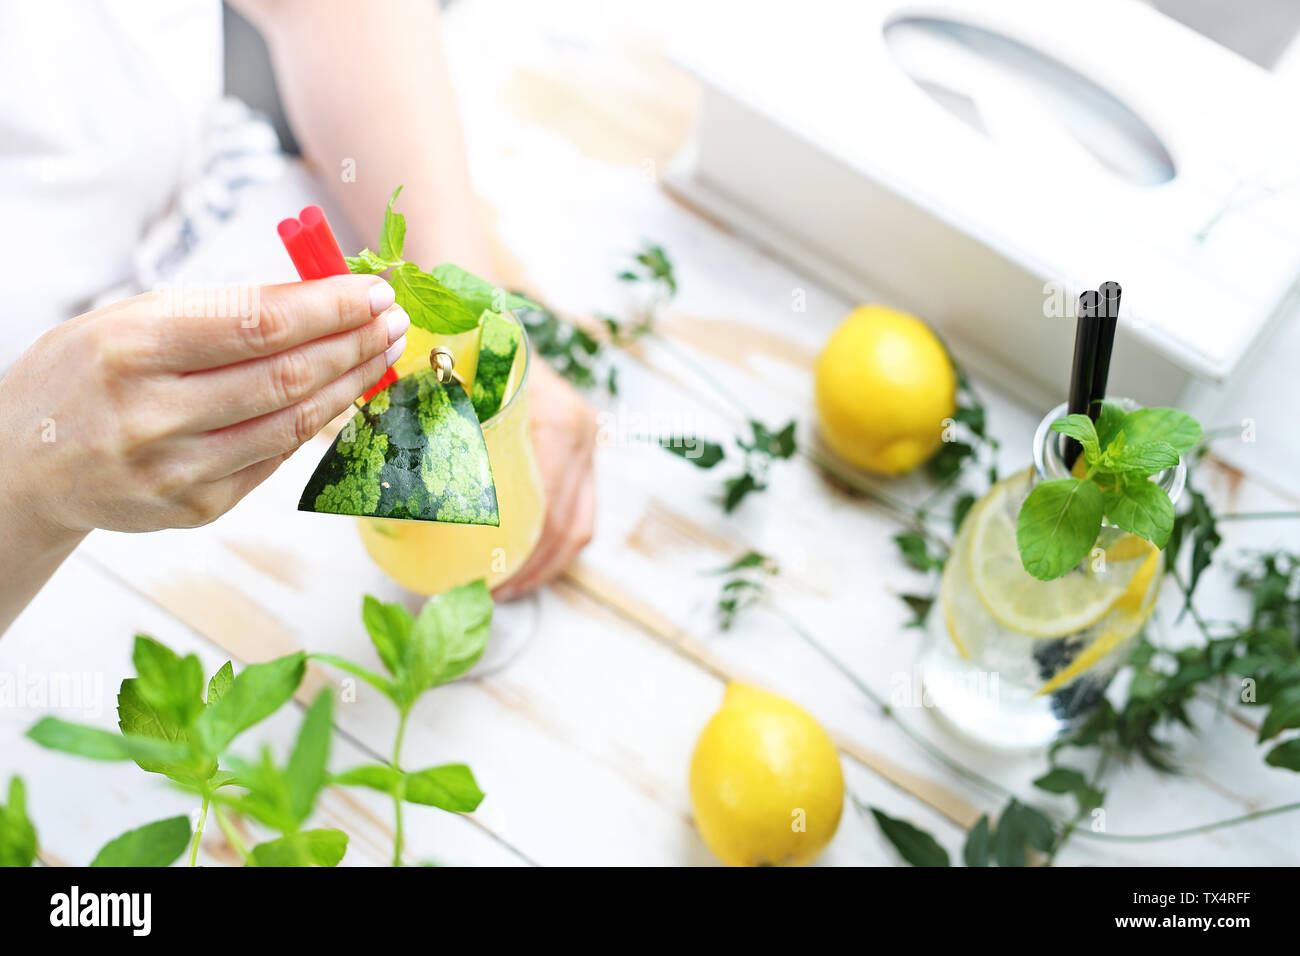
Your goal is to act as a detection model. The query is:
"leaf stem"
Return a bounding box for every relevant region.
[1076,801,1300,843]
[189,796,209,867]
[213,804,251,865]
[391,708,411,867]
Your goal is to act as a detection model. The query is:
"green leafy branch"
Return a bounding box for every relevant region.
[708,551,779,630]
[663,419,798,513]
[313,582,491,866]
[12,581,490,868]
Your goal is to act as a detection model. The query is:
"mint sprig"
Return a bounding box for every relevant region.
[1016,402,1201,580]
[346,186,537,334]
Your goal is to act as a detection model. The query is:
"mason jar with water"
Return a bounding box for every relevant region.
[919,398,1186,749]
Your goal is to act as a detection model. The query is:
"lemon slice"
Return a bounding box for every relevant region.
[1113,546,1160,613]
[938,489,994,659]
[969,477,1126,639]
[1035,613,1148,696]
[941,550,974,659]
[1105,533,1156,564]
[1036,547,1161,694]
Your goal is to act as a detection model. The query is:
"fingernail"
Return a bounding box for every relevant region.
[385,306,410,343]
[369,281,396,315]
[384,335,407,367]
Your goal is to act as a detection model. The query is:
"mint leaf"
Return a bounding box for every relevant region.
[223,748,296,833]
[1032,766,1087,794]
[1105,440,1180,476]
[660,437,725,468]
[430,263,539,316]
[1051,414,1100,465]
[1259,685,1300,742]
[1121,407,1202,454]
[0,777,37,867]
[192,653,306,755]
[335,763,484,812]
[90,816,190,867]
[1265,739,1300,772]
[1102,480,1174,548]
[27,718,190,765]
[401,580,492,699]
[900,593,935,628]
[207,662,233,706]
[117,679,213,783]
[1016,479,1103,580]
[993,799,1056,866]
[362,595,414,679]
[390,262,482,334]
[403,764,484,812]
[869,807,950,867]
[722,472,760,513]
[1033,766,1104,813]
[250,829,348,867]
[285,691,333,824]
[894,532,946,572]
[962,814,990,867]
[131,635,205,729]
[332,764,401,793]
[347,249,393,274]
[379,186,405,262]
[1094,400,1127,450]
[709,551,779,575]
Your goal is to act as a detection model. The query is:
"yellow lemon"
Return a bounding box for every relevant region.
[814,305,956,475]
[689,683,843,867]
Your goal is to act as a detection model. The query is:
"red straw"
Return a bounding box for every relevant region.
[277,218,323,279]
[299,205,350,276]
[278,206,399,403]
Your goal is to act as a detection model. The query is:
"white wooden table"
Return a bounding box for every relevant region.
[5,0,1299,866]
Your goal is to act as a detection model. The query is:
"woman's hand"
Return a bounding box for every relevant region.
[0,275,408,539]
[493,360,597,600]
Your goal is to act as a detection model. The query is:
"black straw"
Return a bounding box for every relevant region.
[1063,290,1100,469]
[1090,281,1121,417]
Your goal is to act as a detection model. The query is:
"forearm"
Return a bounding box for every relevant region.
[0,472,84,636]
[244,0,491,273]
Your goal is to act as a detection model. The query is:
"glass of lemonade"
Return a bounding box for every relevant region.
[356,312,547,669]
[919,400,1185,749]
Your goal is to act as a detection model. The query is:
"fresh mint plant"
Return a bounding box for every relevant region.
[347,186,537,334]
[27,637,307,866]
[313,582,490,866]
[20,580,490,867]
[1016,402,1202,580]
